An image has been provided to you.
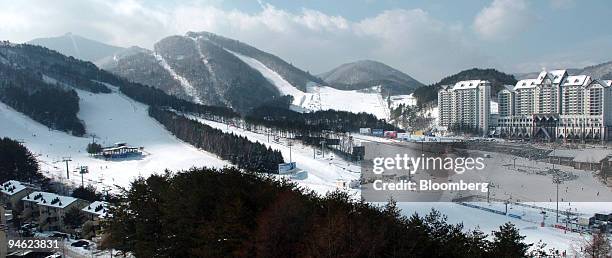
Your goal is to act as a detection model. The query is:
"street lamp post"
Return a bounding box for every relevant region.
[552,168,562,223]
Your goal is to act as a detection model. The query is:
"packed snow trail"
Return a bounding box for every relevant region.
[227,50,306,104]
[152,52,203,104]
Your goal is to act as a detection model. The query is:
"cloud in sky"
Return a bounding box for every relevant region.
[0,0,494,83]
[473,0,534,41]
[0,0,608,83]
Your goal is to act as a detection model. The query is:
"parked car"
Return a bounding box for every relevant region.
[71,239,91,248]
[51,232,70,239]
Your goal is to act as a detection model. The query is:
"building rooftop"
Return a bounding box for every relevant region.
[451,80,489,90]
[500,85,515,92]
[514,79,539,89]
[22,191,78,209]
[82,201,110,218]
[548,148,611,163]
[536,69,567,84]
[1,180,28,196]
[573,149,610,163]
[548,149,578,159]
[561,75,591,86]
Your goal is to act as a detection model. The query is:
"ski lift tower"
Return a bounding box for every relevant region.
[61,157,72,180]
[78,166,89,188]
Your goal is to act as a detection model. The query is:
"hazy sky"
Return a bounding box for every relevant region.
[1,0,611,83]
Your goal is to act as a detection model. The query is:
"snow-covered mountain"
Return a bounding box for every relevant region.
[106,31,397,118]
[576,61,612,79]
[227,50,391,118]
[319,60,424,95]
[188,31,325,91]
[28,33,125,66]
[107,34,280,113]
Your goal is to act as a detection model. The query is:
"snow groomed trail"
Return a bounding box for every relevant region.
[0,87,228,191]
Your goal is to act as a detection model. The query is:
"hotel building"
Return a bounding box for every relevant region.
[496,70,612,141]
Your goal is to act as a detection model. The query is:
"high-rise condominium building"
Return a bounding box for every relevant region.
[496,69,612,141]
[438,80,491,135]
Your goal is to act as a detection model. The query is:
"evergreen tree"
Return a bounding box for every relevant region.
[64,207,86,229]
[86,142,103,154]
[71,185,102,202]
[104,167,531,257]
[490,222,531,257]
[0,137,46,184]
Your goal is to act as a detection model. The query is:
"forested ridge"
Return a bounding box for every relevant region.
[149,107,283,173]
[0,42,239,136]
[0,63,86,136]
[119,80,239,121]
[412,68,517,107]
[104,167,535,257]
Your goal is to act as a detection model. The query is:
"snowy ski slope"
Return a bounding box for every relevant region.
[227,50,391,119]
[0,86,228,191]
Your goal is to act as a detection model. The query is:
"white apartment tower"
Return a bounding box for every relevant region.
[438,80,491,135]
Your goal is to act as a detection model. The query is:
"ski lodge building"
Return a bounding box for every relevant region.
[98,142,142,159]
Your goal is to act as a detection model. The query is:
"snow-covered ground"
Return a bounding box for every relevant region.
[189,114,610,253]
[0,87,228,192]
[185,115,360,195]
[397,202,586,252]
[390,94,417,108]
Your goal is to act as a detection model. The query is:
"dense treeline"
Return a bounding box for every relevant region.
[104,167,535,257]
[246,99,397,134]
[0,138,47,185]
[149,107,283,173]
[0,83,85,136]
[0,43,112,93]
[118,81,239,121]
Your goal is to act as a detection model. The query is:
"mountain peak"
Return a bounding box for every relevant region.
[319,60,423,94]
